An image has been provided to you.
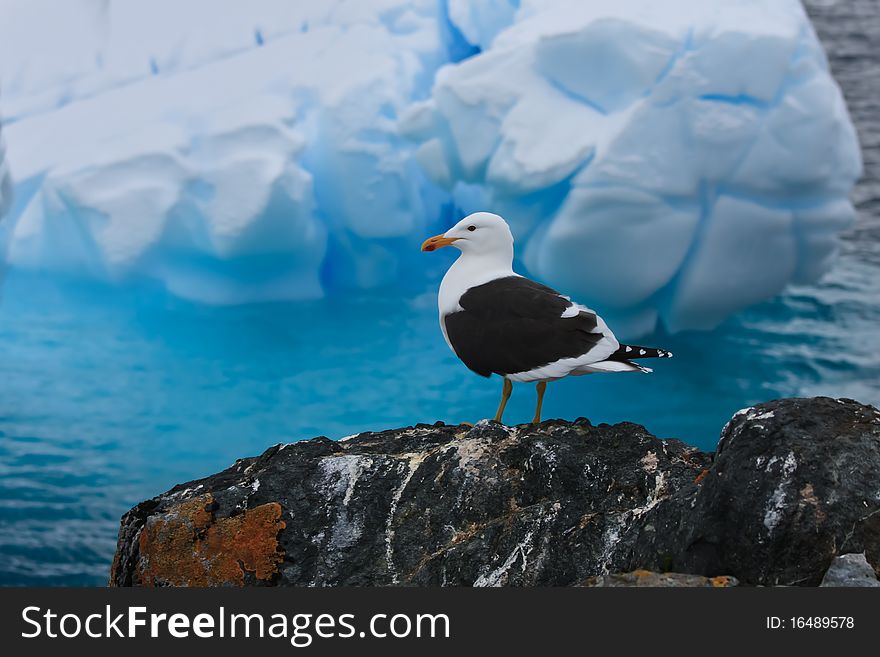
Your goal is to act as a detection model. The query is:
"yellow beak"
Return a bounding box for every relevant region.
[420,234,460,252]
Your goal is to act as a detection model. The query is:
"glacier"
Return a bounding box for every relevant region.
[0,0,862,332]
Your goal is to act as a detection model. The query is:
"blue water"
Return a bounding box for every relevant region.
[1,250,879,586]
[1,0,879,587]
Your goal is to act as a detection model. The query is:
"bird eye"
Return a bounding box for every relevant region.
[467,225,476,232]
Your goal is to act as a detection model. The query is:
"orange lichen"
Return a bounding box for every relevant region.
[797,483,827,523]
[109,550,121,586]
[710,576,735,587]
[694,469,710,484]
[136,494,286,586]
[582,570,738,587]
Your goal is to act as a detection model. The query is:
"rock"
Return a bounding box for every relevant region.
[581,570,738,587]
[820,553,880,587]
[110,397,880,587]
[621,397,880,586]
[110,418,710,586]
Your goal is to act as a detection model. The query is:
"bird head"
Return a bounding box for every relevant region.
[420,212,514,257]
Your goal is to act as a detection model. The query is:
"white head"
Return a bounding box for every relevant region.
[421,212,514,265]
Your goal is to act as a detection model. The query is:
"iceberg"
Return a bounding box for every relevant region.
[0,112,11,281]
[1,0,463,302]
[0,118,10,221]
[0,0,862,332]
[404,0,862,332]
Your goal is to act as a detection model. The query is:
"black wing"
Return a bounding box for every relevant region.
[443,276,603,377]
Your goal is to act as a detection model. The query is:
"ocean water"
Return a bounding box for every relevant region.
[1,0,879,586]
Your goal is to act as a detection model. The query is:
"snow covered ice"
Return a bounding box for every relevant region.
[0,0,862,333]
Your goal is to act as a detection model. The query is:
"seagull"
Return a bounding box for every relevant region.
[421,212,672,424]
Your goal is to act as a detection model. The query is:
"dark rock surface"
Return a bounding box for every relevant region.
[110,397,880,587]
[622,397,880,585]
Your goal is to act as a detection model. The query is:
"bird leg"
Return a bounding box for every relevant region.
[494,378,513,423]
[532,381,547,424]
